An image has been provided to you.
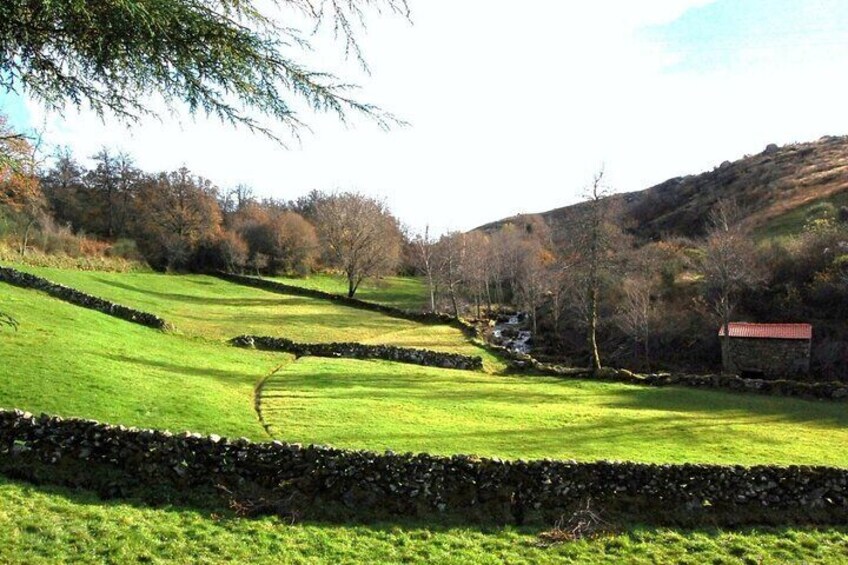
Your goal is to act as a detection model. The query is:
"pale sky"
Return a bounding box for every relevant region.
[4,0,848,235]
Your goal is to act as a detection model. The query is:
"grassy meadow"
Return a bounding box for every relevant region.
[753,191,848,241]
[11,265,490,360]
[261,357,848,466]
[272,273,429,311]
[0,283,286,438]
[2,265,848,563]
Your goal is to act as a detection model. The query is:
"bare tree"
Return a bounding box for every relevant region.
[315,192,402,297]
[463,230,492,319]
[615,279,653,369]
[412,225,437,311]
[265,211,319,275]
[580,168,615,372]
[614,246,664,370]
[133,167,223,270]
[221,184,256,222]
[433,231,466,317]
[700,199,762,372]
[517,242,554,334]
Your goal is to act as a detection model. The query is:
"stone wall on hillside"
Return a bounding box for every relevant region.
[230,335,483,371]
[0,266,168,330]
[516,358,848,402]
[1,409,846,526]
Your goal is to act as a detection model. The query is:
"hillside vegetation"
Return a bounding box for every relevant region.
[479,136,848,243]
[3,268,848,562]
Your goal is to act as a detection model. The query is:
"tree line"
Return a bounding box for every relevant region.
[4,126,848,376]
[0,133,406,292]
[412,177,848,378]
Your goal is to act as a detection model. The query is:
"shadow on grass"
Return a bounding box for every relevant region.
[600,385,848,429]
[91,276,296,308]
[4,472,845,540]
[267,368,847,428]
[260,368,848,464]
[105,354,262,386]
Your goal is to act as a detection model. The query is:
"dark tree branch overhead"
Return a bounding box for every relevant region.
[0,0,409,142]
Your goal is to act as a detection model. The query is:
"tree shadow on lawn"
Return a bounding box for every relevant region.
[105,354,270,386]
[91,276,300,308]
[3,473,846,554]
[265,372,848,463]
[267,370,825,424]
[599,385,848,430]
[279,411,811,465]
[216,310,411,330]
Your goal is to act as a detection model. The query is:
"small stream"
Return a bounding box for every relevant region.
[491,313,532,354]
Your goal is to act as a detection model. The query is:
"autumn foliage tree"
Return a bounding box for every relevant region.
[133,167,222,271]
[0,121,45,256]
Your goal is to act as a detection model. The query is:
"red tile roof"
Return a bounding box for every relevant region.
[718,322,812,340]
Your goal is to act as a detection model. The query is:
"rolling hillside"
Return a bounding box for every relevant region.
[3,266,848,561]
[478,135,848,243]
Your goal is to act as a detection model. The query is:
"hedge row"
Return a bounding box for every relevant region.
[230,335,483,371]
[1,409,846,526]
[214,272,479,337]
[0,266,168,330]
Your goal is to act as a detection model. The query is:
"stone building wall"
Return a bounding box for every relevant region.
[723,337,811,378]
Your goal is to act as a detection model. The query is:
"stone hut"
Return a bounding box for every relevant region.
[719,322,812,379]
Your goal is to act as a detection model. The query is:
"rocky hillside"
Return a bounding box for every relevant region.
[478,135,848,243]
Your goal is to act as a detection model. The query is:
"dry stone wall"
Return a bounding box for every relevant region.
[510,354,848,402]
[1,409,846,526]
[0,266,168,330]
[231,335,483,371]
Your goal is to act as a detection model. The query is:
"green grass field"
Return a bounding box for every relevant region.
[10,265,489,360]
[1,477,846,565]
[3,267,848,562]
[260,357,848,466]
[0,283,285,439]
[272,273,429,311]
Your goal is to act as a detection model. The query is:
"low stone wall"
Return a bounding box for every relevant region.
[215,272,479,338]
[0,266,168,330]
[1,409,846,526]
[519,359,848,402]
[231,335,484,371]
